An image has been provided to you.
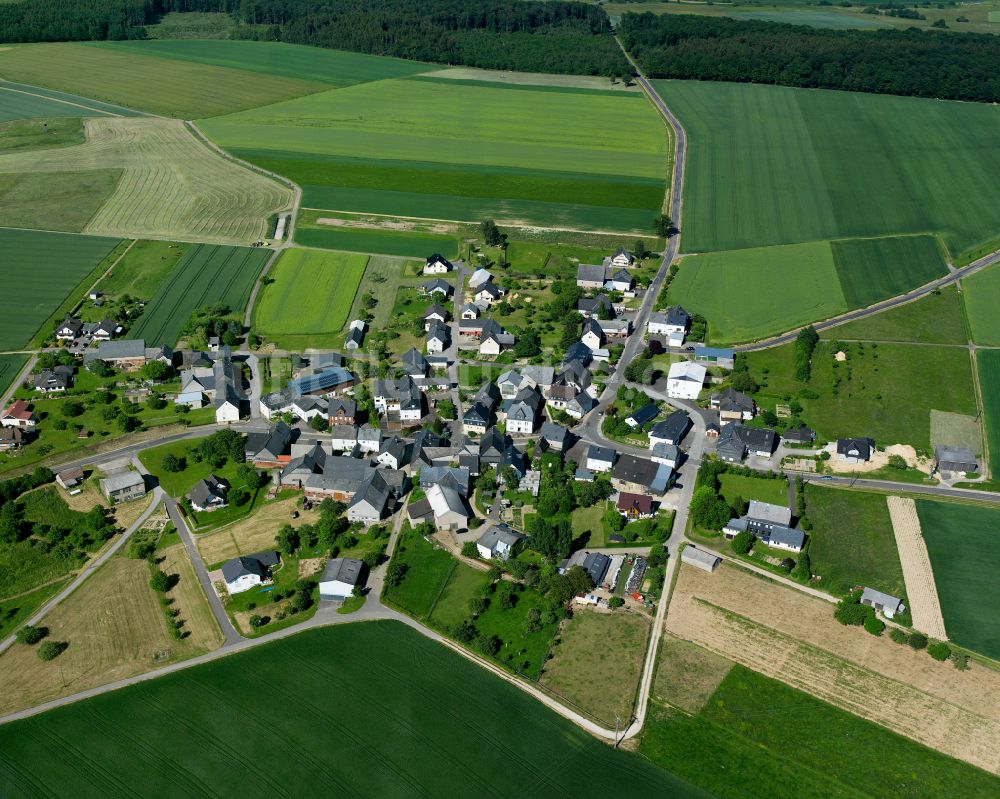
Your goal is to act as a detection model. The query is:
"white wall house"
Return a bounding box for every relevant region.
[666,361,706,400]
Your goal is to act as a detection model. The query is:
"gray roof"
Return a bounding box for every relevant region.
[94,339,146,360]
[477,523,527,552]
[626,403,660,428]
[651,442,680,462]
[582,552,610,586]
[665,305,690,328]
[540,421,568,444]
[189,474,227,507]
[420,466,470,496]
[650,410,690,444]
[100,471,144,493]
[766,525,805,550]
[861,586,903,612]
[682,547,721,569]
[348,470,392,513]
[588,445,616,464]
[221,551,279,583]
[934,446,977,469]
[747,501,792,526]
[577,263,607,283]
[320,557,364,587]
[837,437,876,459]
[711,388,754,414]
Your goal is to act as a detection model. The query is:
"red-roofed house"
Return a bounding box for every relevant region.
[617,491,654,520]
[1,400,37,430]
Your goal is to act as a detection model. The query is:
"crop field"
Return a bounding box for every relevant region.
[254,249,368,347]
[655,80,1000,261]
[918,499,1000,660]
[977,350,1000,476]
[824,286,967,345]
[0,354,27,396]
[202,75,668,232]
[0,43,329,118]
[830,235,948,308]
[963,264,1000,345]
[0,622,704,797]
[130,244,270,346]
[0,117,292,243]
[295,224,460,259]
[0,228,119,350]
[0,79,145,121]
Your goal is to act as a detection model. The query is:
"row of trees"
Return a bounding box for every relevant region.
[619,13,1000,103]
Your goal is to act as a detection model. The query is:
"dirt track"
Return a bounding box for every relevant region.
[886,496,948,639]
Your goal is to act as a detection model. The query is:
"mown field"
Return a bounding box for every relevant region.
[655,80,1000,260]
[130,244,270,346]
[976,350,1000,477]
[0,622,706,798]
[0,80,145,121]
[0,117,292,243]
[0,43,329,118]
[253,248,368,348]
[963,264,1000,345]
[93,239,190,302]
[918,499,1000,661]
[0,228,119,350]
[202,73,668,232]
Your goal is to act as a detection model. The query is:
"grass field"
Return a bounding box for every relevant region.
[0,43,329,118]
[295,224,461,259]
[196,497,320,568]
[0,117,83,153]
[254,249,368,347]
[0,578,68,641]
[655,81,1000,261]
[824,286,967,345]
[202,74,668,232]
[93,239,190,301]
[0,117,293,243]
[0,622,705,797]
[344,255,415,333]
[918,499,1000,660]
[0,354,28,396]
[977,350,1000,476]
[963,264,1000,345]
[718,473,789,507]
[130,243,270,346]
[805,484,906,597]
[0,80,145,121]
[830,235,949,308]
[0,228,119,350]
[383,526,455,620]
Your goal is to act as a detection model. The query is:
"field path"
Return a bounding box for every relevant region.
[886,496,948,639]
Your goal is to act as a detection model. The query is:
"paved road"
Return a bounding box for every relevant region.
[0,353,36,409]
[797,471,1000,504]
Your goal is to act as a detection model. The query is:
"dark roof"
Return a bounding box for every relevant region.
[612,453,660,488]
[464,402,493,427]
[289,367,354,398]
[221,551,279,583]
[617,492,653,513]
[737,425,777,454]
[320,557,364,587]
[588,445,616,464]
[424,303,448,319]
[782,426,816,443]
[626,402,660,429]
[189,474,227,507]
[425,254,453,269]
[402,347,429,375]
[540,421,568,444]
[837,437,876,459]
[712,388,755,413]
[246,422,292,460]
[328,398,357,418]
[582,552,610,586]
[665,305,691,328]
[650,410,690,444]
[562,342,592,366]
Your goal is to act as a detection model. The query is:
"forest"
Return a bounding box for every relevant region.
[618,13,1000,103]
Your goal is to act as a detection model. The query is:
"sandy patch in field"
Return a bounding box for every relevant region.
[886,496,948,639]
[298,557,325,579]
[823,442,933,474]
[666,564,1000,773]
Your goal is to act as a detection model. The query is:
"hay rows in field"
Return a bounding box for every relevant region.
[0,117,292,244]
[886,496,948,639]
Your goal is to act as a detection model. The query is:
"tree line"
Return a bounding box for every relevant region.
[618,13,1000,103]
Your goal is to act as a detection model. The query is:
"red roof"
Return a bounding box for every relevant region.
[617,491,652,513]
[3,400,35,421]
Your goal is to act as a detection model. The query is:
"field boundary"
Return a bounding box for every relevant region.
[886,496,948,639]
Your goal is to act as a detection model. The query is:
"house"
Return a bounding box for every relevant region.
[782,426,816,445]
[724,501,802,551]
[475,282,505,307]
[767,526,806,552]
[420,278,452,297]
[55,318,83,341]
[586,445,616,473]
[581,318,604,351]
[582,552,611,586]
[518,469,541,496]
[716,424,777,462]
[468,268,493,291]
[407,498,433,524]
[289,366,356,398]
[463,402,494,435]
[648,306,690,337]
[401,348,430,378]
[474,380,502,410]
[375,375,424,421]
[607,247,635,269]
[245,422,293,468]
[650,442,680,469]
[695,346,735,370]
[319,558,364,600]
[649,410,690,447]
[577,294,614,319]
[212,352,242,424]
[617,492,654,520]
[459,319,484,338]
[625,403,659,430]
[344,321,366,352]
[934,446,978,474]
[423,304,449,328]
[425,483,470,531]
[424,254,453,275]
[461,303,480,320]
[598,318,631,339]
[290,396,329,422]
[88,319,120,340]
[99,471,146,503]
[497,369,526,400]
[356,424,382,453]
[837,437,876,463]
[861,587,906,619]
[576,263,607,290]
[88,339,147,371]
[666,361,706,400]
[479,319,514,356]
[711,388,755,425]
[562,341,593,367]
[376,437,410,470]
[426,322,449,355]
[347,470,393,524]
[612,453,673,495]
[681,546,721,573]
[1,400,37,430]
[0,427,24,450]
[607,269,633,293]
[476,524,527,561]
[54,467,84,489]
[188,475,228,512]
[221,551,280,594]
[33,367,72,393]
[327,398,357,426]
[505,387,542,435]
[540,422,569,453]
[566,393,598,420]
[419,466,470,497]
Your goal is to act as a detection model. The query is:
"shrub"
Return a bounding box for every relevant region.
[889,628,907,644]
[928,642,952,661]
[951,652,970,670]
[37,641,67,661]
[461,541,480,559]
[863,616,885,636]
[149,569,170,592]
[730,531,753,555]
[15,625,45,645]
[834,591,873,626]
[908,632,928,650]
[608,596,624,609]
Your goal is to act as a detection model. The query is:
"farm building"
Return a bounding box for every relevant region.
[55,467,84,489]
[289,366,356,398]
[99,471,146,504]
[860,587,905,619]
[425,483,470,531]
[222,551,280,595]
[934,446,978,474]
[681,546,721,573]
[346,470,394,524]
[319,557,364,600]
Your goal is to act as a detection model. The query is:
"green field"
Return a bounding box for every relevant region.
[804,485,905,598]
[829,235,948,308]
[295,225,461,259]
[0,228,119,350]
[977,350,1000,476]
[0,169,122,233]
[656,81,1000,260]
[669,241,846,343]
[0,354,28,396]
[718,473,789,507]
[254,249,368,347]
[0,43,329,118]
[918,499,1000,660]
[202,74,668,232]
[0,622,704,797]
[963,264,1000,345]
[93,239,191,301]
[824,286,967,345]
[130,244,270,347]
[0,80,145,121]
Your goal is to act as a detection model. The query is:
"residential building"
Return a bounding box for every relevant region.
[716,424,777,463]
[419,466,470,497]
[612,453,673,495]
[89,319,121,340]
[625,403,659,430]
[860,587,905,619]
[425,483,470,531]
[583,552,611,586]
[424,254,453,275]
[474,381,501,410]
[188,475,228,512]
[0,427,24,450]
[581,317,604,351]
[55,318,83,341]
[99,471,146,503]
[463,402,493,435]
[648,306,690,337]
[782,426,816,445]
[327,399,357,426]
[649,410,690,447]
[540,422,569,453]
[681,546,721,573]
[222,551,280,594]
[319,558,364,599]
[344,321,366,352]
[402,348,430,377]
[245,422,293,468]
[479,319,514,356]
[586,445,616,473]
[420,278,452,297]
[711,388,755,425]
[597,318,631,339]
[347,470,394,524]
[650,442,680,469]
[33,366,72,393]
[468,268,493,291]
[461,303,480,320]
[426,322,449,354]
[607,269,633,293]
[618,492,654,520]
[837,437,876,463]
[375,375,424,421]
[87,339,147,371]
[577,294,613,319]
[423,304,449,328]
[476,524,526,561]
[475,282,504,307]
[1,400,37,430]
[505,387,542,435]
[666,361,706,400]
[607,246,635,268]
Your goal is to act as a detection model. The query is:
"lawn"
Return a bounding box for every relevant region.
[823,286,967,345]
[0,578,68,641]
[202,74,668,232]
[978,350,1000,476]
[830,234,949,308]
[718,473,789,507]
[963,263,1000,345]
[668,241,846,343]
[383,525,456,620]
[804,484,905,598]
[654,80,1000,262]
[0,43,329,118]
[747,340,977,450]
[918,499,1000,660]
[0,80,143,121]
[344,255,415,333]
[139,439,255,500]
[427,563,490,630]
[130,243,270,347]
[254,249,368,347]
[0,622,705,798]
[93,239,191,301]
[0,228,120,350]
[571,504,606,547]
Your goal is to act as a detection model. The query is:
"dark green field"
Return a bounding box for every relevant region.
[830,235,948,307]
[130,244,270,346]
[0,355,28,397]
[0,80,145,121]
[978,350,1000,477]
[0,622,705,798]
[294,226,460,259]
[919,499,1000,660]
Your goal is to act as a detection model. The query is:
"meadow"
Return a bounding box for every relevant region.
[130,244,270,347]
[918,499,1000,660]
[295,224,460,259]
[718,473,789,507]
[975,350,1000,477]
[824,286,967,345]
[962,264,1000,345]
[254,249,368,348]
[93,239,191,301]
[202,73,668,232]
[0,80,144,121]
[0,228,119,350]
[0,622,704,797]
[0,43,328,118]
[655,80,1000,260]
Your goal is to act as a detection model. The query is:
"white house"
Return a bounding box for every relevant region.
[586,445,616,473]
[426,483,470,531]
[666,361,706,400]
[475,282,504,307]
[468,268,493,291]
[647,306,690,337]
[608,247,635,268]
[221,551,279,594]
[581,318,604,351]
[476,524,527,561]
[461,303,480,320]
[426,323,449,355]
[188,475,228,512]
[423,254,453,275]
[319,557,364,600]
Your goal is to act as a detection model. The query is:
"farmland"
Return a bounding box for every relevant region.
[0,228,119,350]
[830,235,948,308]
[963,264,1000,345]
[654,80,1000,261]
[0,80,144,121]
[824,286,967,345]
[130,244,270,347]
[201,73,668,232]
[254,249,368,348]
[0,622,704,797]
[0,43,329,118]
[0,117,293,243]
[92,239,191,302]
[0,355,27,396]
[977,350,1000,476]
[918,499,1000,660]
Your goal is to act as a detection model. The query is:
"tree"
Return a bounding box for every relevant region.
[497,582,516,610]
[791,551,811,581]
[889,628,907,644]
[730,370,758,394]
[229,488,250,507]
[276,524,300,555]
[928,642,951,660]
[908,632,928,650]
[309,414,330,432]
[524,607,541,633]
[730,494,749,517]
[608,596,624,609]
[633,239,650,260]
[500,465,519,491]
[475,633,501,656]
[61,401,84,418]
[161,453,185,473]
[386,562,408,587]
[863,615,885,636]
[513,330,541,358]
[794,325,820,382]
[141,360,171,382]
[730,531,753,555]
[249,614,267,628]
[453,619,477,643]
[603,504,625,533]
[37,641,67,661]
[887,454,907,470]
[653,213,673,237]
[461,541,480,559]
[480,219,507,248]
[15,625,45,645]
[0,502,24,544]
[149,569,170,593]
[237,463,263,490]
[834,591,873,626]
[690,486,731,531]
[469,596,488,616]
[437,399,457,420]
